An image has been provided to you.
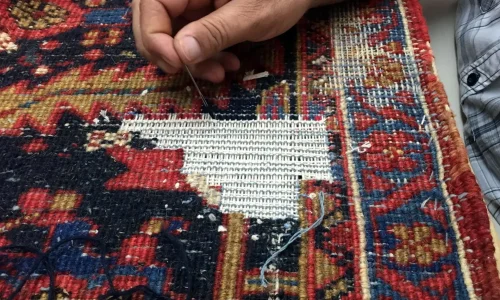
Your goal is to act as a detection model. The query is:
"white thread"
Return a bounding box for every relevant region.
[99,110,110,123]
[243,71,269,81]
[274,273,280,295]
[420,115,426,125]
[121,7,130,19]
[121,118,331,219]
[347,141,372,154]
[244,70,255,76]
[420,197,431,209]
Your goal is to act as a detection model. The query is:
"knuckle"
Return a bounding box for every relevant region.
[233,4,266,38]
[199,16,229,50]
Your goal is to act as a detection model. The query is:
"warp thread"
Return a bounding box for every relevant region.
[0,231,192,300]
[259,191,325,287]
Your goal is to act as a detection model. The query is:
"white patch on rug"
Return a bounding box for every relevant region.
[120,116,331,219]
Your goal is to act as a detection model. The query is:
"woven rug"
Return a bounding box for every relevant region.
[1,0,500,299]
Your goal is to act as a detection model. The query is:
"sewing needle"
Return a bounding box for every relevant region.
[184,65,215,119]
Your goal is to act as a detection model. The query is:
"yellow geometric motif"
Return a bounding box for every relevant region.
[393,224,449,266]
[0,66,193,132]
[10,0,68,29]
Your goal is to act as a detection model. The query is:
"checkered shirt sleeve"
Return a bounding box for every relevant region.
[456,0,500,222]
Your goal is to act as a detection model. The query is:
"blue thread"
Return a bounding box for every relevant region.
[85,9,129,24]
[259,192,325,287]
[18,100,38,108]
[247,278,298,286]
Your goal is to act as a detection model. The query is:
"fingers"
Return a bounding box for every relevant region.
[173,0,257,65]
[132,0,149,59]
[133,0,235,78]
[189,60,225,83]
[214,0,231,9]
[139,0,187,71]
[173,0,310,65]
[216,52,240,72]
[188,52,240,82]
[132,0,177,73]
[132,0,247,82]
[136,0,213,69]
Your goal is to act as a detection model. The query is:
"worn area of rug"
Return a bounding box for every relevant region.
[1,0,500,299]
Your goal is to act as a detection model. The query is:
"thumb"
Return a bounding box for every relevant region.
[174,0,256,64]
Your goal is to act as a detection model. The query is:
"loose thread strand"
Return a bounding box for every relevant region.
[259,191,325,287]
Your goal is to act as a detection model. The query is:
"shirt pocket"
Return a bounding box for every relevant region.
[457,5,500,102]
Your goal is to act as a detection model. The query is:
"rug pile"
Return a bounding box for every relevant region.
[1,0,499,299]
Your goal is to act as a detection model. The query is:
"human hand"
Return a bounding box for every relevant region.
[132,0,342,83]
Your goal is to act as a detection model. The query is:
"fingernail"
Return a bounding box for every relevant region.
[180,36,202,62]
